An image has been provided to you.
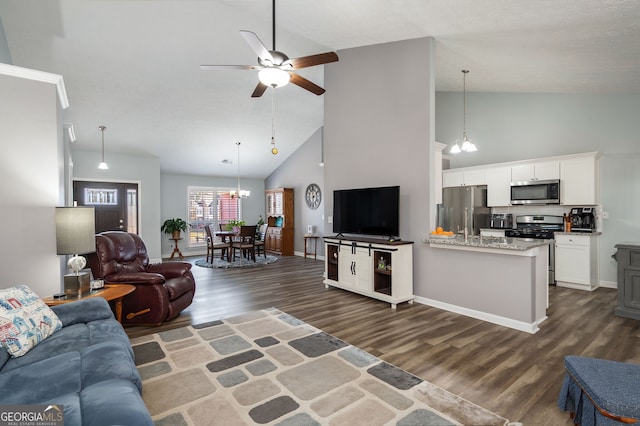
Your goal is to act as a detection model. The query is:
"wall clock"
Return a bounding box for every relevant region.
[305,183,321,210]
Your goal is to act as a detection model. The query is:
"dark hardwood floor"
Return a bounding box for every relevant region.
[126,255,640,425]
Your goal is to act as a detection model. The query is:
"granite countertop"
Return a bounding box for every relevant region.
[424,235,552,251]
[554,231,602,236]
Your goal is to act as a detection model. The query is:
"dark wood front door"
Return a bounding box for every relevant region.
[73,181,138,234]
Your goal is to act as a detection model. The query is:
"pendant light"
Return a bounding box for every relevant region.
[97,125,109,169]
[450,70,477,154]
[230,142,250,199]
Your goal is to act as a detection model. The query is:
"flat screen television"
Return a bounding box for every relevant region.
[333,185,400,237]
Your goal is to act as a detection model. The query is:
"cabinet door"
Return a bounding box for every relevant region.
[561,157,597,205]
[463,169,486,186]
[623,270,640,310]
[485,166,512,207]
[555,243,589,284]
[511,164,535,182]
[354,249,372,292]
[535,161,560,180]
[338,248,356,288]
[442,170,464,188]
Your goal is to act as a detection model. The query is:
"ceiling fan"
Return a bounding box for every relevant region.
[200,0,339,97]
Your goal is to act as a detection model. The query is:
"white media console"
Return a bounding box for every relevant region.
[323,236,414,309]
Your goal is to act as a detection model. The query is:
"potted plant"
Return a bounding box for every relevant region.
[161,218,188,239]
[226,219,245,234]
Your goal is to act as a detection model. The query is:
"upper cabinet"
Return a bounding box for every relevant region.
[511,160,559,182]
[560,154,599,206]
[442,168,486,188]
[441,152,599,207]
[485,166,512,207]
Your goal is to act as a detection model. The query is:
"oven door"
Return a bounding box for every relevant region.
[510,180,560,205]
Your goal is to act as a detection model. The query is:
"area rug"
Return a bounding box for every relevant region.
[130,309,514,425]
[195,255,278,269]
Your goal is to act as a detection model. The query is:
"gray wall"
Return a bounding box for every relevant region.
[160,172,265,257]
[266,127,325,257]
[72,149,163,260]
[435,92,640,285]
[0,16,12,64]
[324,37,435,295]
[0,73,64,296]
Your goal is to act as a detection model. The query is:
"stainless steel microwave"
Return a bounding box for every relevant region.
[510,179,560,205]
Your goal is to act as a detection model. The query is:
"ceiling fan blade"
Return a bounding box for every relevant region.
[200,65,260,71]
[287,52,339,69]
[240,30,274,63]
[289,73,325,95]
[251,82,269,98]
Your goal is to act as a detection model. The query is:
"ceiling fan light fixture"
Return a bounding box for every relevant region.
[258,68,290,88]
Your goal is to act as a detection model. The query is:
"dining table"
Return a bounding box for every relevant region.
[214,230,237,262]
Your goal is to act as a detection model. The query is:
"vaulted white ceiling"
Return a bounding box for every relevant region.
[1,0,639,177]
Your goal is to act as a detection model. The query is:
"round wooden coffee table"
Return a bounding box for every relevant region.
[43,284,135,323]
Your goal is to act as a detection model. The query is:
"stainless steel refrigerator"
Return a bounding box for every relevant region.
[436,185,490,235]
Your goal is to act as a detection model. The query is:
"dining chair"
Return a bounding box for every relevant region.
[205,224,231,262]
[254,224,268,258]
[231,225,257,262]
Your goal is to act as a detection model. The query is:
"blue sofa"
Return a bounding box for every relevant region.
[0,297,153,425]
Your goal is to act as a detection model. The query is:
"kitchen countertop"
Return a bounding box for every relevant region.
[554,231,602,236]
[424,235,552,251]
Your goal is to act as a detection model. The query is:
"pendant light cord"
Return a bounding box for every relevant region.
[462,70,468,138]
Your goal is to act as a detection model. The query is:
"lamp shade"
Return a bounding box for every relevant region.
[55,207,96,255]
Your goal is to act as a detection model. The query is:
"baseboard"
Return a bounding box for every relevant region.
[599,280,617,289]
[413,296,544,334]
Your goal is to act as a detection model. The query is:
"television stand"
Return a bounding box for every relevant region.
[323,236,414,309]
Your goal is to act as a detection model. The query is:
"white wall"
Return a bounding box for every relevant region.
[160,172,265,257]
[435,92,640,285]
[266,128,325,256]
[324,37,435,296]
[71,149,163,260]
[0,73,64,296]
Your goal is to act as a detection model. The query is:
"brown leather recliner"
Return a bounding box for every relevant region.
[88,231,195,326]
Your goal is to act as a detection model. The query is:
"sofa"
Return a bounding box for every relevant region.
[0,296,153,425]
[88,231,196,326]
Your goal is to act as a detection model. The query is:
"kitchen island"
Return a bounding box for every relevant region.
[423,235,551,333]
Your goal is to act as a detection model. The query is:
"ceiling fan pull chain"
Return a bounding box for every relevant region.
[271,88,278,155]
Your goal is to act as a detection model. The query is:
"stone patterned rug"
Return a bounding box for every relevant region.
[195,255,278,269]
[131,309,513,425]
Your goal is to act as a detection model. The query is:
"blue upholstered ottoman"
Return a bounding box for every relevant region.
[558,356,640,426]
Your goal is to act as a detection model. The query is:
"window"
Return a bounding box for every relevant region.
[187,187,240,247]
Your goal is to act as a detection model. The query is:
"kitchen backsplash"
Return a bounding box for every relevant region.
[491,205,602,231]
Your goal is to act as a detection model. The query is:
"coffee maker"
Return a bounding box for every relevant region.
[570,207,595,232]
[489,213,513,229]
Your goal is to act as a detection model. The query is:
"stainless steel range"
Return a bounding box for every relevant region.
[505,215,564,285]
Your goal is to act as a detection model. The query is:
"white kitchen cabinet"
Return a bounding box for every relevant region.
[485,166,512,206]
[555,233,599,291]
[560,155,599,205]
[511,160,559,182]
[324,238,414,309]
[442,168,486,187]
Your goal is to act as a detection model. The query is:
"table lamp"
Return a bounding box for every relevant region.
[55,206,96,296]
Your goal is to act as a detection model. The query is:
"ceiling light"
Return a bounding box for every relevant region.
[258,68,290,88]
[450,70,477,154]
[98,125,109,170]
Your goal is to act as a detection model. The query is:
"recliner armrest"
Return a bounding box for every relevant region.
[148,262,192,279]
[105,272,165,285]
